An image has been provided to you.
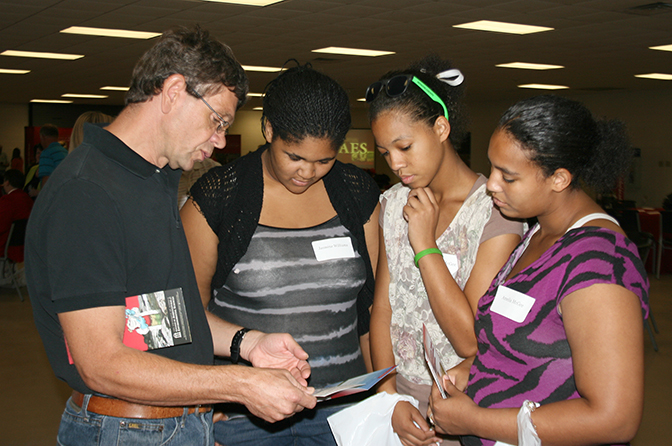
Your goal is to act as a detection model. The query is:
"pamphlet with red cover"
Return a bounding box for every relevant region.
[123,287,192,351]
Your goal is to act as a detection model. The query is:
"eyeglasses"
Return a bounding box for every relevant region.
[365,74,449,119]
[192,90,230,135]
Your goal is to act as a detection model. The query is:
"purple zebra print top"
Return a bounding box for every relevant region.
[463,225,649,446]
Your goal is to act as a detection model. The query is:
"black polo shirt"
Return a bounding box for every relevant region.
[26,123,213,394]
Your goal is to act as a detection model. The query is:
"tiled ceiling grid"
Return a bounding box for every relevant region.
[0,0,671,107]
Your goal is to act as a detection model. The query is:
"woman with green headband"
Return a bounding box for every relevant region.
[367,55,524,446]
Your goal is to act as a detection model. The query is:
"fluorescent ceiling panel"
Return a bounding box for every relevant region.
[101,86,130,91]
[454,20,553,35]
[497,62,563,70]
[200,0,285,5]
[650,44,672,52]
[1,50,83,60]
[247,92,264,97]
[0,68,30,74]
[62,94,109,99]
[242,65,282,72]
[252,107,263,110]
[635,73,672,80]
[31,99,73,103]
[312,47,395,57]
[518,83,569,90]
[60,26,161,39]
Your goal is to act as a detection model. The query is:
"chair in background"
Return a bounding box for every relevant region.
[0,219,28,301]
[608,209,656,266]
[655,210,672,279]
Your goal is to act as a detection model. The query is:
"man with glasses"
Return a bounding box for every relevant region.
[25,26,315,446]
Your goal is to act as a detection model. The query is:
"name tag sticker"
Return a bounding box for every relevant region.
[312,237,356,262]
[442,253,459,277]
[491,285,535,323]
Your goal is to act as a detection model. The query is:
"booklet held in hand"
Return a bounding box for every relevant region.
[314,366,396,401]
[423,323,447,399]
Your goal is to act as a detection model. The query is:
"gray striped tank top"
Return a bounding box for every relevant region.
[211,215,367,387]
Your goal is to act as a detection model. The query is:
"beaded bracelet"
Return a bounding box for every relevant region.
[414,248,442,268]
[230,327,251,364]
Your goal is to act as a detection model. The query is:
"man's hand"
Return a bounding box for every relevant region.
[236,367,317,423]
[241,331,311,386]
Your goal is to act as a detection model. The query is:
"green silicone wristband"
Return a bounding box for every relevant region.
[414,248,443,267]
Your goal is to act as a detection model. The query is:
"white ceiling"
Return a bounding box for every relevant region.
[1,0,671,110]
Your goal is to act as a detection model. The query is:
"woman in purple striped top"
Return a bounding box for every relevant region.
[429,95,649,446]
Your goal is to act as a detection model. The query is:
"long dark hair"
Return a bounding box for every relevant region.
[498,95,632,192]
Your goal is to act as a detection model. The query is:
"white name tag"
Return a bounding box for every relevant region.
[491,285,536,323]
[442,253,459,278]
[312,237,356,262]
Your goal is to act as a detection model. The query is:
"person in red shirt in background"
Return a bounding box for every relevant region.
[0,169,33,262]
[10,148,24,173]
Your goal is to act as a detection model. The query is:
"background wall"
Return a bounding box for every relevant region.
[2,87,671,207]
[228,110,266,156]
[467,88,672,208]
[0,103,29,160]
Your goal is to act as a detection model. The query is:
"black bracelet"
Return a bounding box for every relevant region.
[230,327,251,364]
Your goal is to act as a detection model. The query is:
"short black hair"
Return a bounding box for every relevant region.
[4,169,25,189]
[39,124,59,139]
[367,54,467,147]
[126,25,249,109]
[262,64,351,150]
[498,95,632,192]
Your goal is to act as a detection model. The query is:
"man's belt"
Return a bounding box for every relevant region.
[71,391,213,419]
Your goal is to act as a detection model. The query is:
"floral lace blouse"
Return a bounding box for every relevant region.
[381,176,505,385]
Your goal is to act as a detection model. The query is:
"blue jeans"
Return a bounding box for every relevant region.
[57,395,214,446]
[213,403,348,446]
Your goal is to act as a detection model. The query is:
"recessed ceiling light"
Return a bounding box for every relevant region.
[60,26,161,39]
[635,73,672,80]
[31,99,73,103]
[1,50,83,60]
[0,68,30,74]
[252,106,263,110]
[454,20,553,35]
[312,47,395,57]
[242,65,283,72]
[247,93,264,97]
[497,62,564,70]
[62,94,109,99]
[100,86,130,91]
[650,44,672,52]
[518,83,569,90]
[200,0,285,5]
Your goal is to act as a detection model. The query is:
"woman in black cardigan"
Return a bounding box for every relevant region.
[181,64,381,446]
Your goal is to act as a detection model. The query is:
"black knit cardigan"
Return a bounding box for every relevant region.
[189,145,380,336]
